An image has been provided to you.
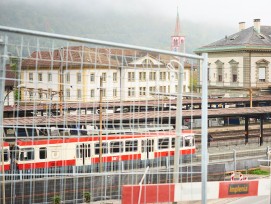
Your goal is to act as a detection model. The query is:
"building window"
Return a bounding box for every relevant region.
[90,89,95,98]
[175,73,178,80]
[113,72,117,82]
[149,86,156,95]
[77,73,82,83]
[232,74,237,82]
[29,90,33,100]
[149,72,156,81]
[48,73,52,82]
[128,87,135,97]
[29,73,33,82]
[38,89,42,99]
[66,72,70,83]
[139,72,146,81]
[66,89,70,99]
[218,75,222,82]
[215,60,223,82]
[128,72,135,82]
[48,89,52,99]
[102,73,107,82]
[175,85,178,93]
[113,88,117,97]
[77,89,82,99]
[101,89,106,97]
[159,86,166,93]
[139,87,146,96]
[90,73,95,82]
[258,67,266,82]
[160,72,166,81]
[38,73,43,82]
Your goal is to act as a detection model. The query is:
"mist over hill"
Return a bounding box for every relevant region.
[0,0,236,53]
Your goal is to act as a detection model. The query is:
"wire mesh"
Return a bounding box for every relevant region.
[0,27,204,203]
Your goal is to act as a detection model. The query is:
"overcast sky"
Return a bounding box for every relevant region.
[3,0,271,27]
[54,0,271,26]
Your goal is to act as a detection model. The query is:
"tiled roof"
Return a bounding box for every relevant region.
[21,46,120,69]
[5,64,16,87]
[195,26,271,53]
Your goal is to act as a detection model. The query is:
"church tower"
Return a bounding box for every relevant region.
[171,8,185,53]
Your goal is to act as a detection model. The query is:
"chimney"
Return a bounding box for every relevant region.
[239,22,246,31]
[254,19,261,33]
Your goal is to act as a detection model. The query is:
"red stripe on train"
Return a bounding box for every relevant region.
[1,164,10,171]
[17,159,76,170]
[154,148,195,158]
[92,154,142,163]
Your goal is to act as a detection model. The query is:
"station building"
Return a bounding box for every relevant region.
[195,19,271,97]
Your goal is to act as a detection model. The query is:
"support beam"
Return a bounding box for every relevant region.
[260,115,264,146]
[245,117,249,144]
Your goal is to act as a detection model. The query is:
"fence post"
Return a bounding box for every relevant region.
[0,35,8,204]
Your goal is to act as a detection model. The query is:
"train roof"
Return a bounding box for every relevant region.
[15,130,194,146]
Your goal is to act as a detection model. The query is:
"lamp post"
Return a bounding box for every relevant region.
[167,59,184,185]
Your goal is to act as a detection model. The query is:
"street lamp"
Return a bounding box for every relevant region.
[167,59,184,185]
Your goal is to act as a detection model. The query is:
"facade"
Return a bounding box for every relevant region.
[195,19,271,97]
[20,46,192,104]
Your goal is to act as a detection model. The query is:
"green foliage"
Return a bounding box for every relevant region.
[83,192,91,203]
[52,195,61,204]
[14,89,20,101]
[241,168,270,175]
[189,72,198,92]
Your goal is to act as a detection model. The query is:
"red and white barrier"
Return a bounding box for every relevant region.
[122,179,270,203]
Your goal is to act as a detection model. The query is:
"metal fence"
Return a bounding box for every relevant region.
[0,26,207,203]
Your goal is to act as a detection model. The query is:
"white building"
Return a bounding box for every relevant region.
[20,46,192,104]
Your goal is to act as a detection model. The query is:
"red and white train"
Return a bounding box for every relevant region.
[1,130,195,171]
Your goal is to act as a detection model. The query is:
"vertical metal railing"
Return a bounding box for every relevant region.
[0,25,207,203]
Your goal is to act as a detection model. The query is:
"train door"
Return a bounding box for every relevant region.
[76,144,91,166]
[141,139,154,160]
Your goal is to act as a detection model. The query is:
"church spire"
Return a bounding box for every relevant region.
[174,7,181,36]
[171,7,185,53]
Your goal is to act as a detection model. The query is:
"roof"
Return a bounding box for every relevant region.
[4,105,271,126]
[5,64,16,87]
[195,26,271,53]
[21,46,120,69]
[129,55,164,66]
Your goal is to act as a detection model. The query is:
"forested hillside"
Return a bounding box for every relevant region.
[0,0,235,53]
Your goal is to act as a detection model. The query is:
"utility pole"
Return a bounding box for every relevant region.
[99,76,103,172]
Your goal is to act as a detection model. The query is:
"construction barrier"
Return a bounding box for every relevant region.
[122,179,270,203]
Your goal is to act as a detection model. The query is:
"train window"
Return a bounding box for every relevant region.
[125,140,138,152]
[184,136,194,147]
[94,142,108,155]
[0,150,9,162]
[171,138,183,148]
[26,127,39,137]
[20,148,34,161]
[76,144,91,158]
[15,128,28,137]
[39,147,47,159]
[4,128,15,137]
[171,138,175,148]
[110,141,123,153]
[158,138,169,149]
